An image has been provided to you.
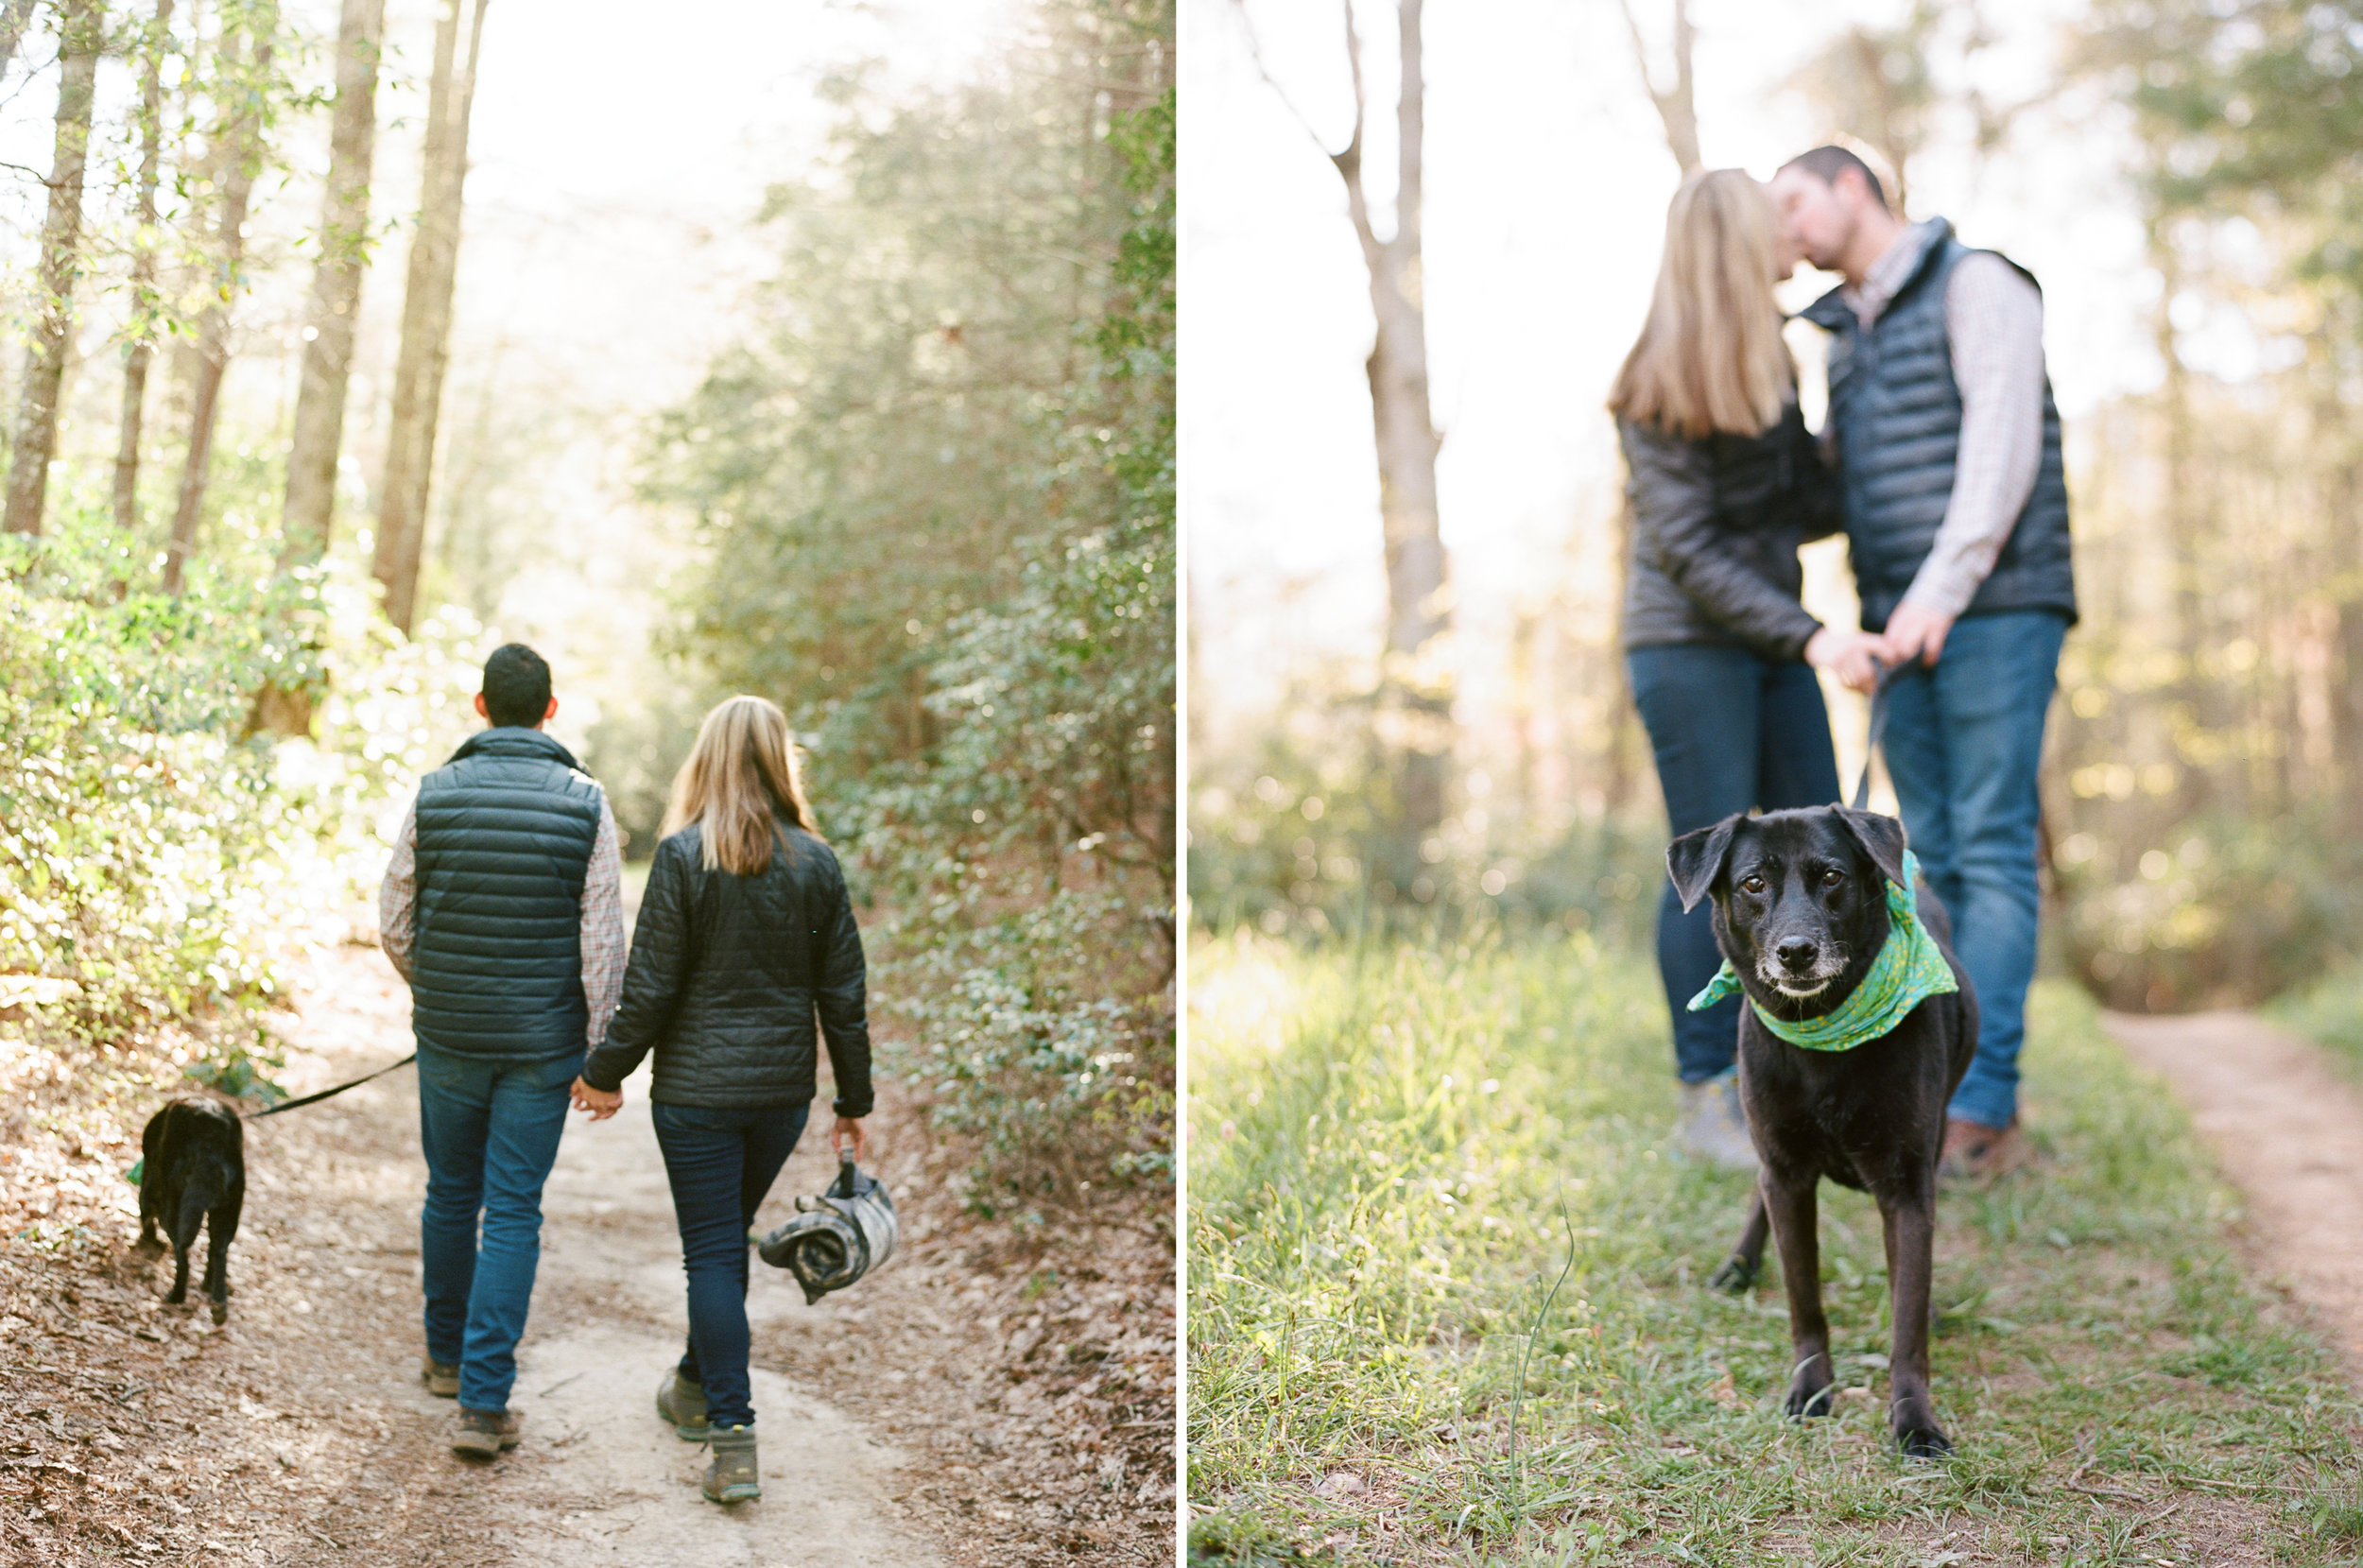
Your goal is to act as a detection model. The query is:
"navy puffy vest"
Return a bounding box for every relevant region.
[1800,220,2077,632]
[408,728,603,1060]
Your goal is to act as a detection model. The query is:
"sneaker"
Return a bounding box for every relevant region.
[421,1357,460,1400]
[656,1368,711,1442]
[451,1407,520,1458]
[702,1423,759,1504]
[1675,1068,1759,1172]
[1940,1116,2033,1184]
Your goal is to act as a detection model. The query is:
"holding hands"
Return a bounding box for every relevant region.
[1806,600,1959,693]
[570,1077,623,1120]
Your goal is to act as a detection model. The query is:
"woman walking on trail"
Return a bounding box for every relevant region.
[1609,167,1884,1170]
[569,695,872,1505]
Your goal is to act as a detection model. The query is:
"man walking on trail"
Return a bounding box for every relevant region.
[1771,146,2076,1182]
[378,644,625,1456]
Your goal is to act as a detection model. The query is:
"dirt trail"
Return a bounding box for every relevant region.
[2103,1008,2363,1387]
[0,939,1174,1566]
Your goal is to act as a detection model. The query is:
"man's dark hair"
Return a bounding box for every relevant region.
[481,644,552,728]
[1781,145,1888,213]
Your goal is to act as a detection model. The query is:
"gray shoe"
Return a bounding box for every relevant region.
[421,1357,460,1399]
[702,1424,759,1504]
[1676,1069,1759,1172]
[656,1369,710,1441]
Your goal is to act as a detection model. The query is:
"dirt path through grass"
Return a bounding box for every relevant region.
[2103,1009,2363,1387]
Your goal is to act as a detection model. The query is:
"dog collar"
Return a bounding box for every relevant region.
[1686,851,1958,1052]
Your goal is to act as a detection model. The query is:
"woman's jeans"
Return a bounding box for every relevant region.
[1629,644,1842,1084]
[650,1099,812,1429]
[1878,610,2067,1130]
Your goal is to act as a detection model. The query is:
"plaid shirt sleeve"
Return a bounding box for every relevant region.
[376,795,420,982]
[579,797,627,1056]
[1899,250,2047,621]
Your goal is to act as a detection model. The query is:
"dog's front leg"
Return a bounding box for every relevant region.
[1880,1192,1949,1457]
[1708,1186,1768,1292]
[1763,1172,1833,1418]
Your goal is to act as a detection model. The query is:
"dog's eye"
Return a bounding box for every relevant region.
[1740,874,1767,894]
[1820,868,1844,887]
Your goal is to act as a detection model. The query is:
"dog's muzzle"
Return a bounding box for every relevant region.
[756,1154,900,1304]
[1760,939,1848,999]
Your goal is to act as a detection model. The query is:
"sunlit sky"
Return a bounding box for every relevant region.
[1183,0,2220,754]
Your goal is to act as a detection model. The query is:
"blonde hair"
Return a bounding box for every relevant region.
[1608,168,1794,439]
[661,695,819,875]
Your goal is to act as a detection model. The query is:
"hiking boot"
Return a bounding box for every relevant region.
[1940,1116,2034,1184]
[450,1407,520,1458]
[656,1368,711,1441]
[701,1424,759,1504]
[421,1357,460,1400]
[1675,1068,1759,1172]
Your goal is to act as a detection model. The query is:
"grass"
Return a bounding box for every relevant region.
[2269,965,2363,1085]
[1186,929,2363,1566]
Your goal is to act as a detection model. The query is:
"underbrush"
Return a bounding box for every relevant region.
[1186,930,2363,1566]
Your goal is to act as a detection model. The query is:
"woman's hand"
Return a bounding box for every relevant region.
[571,1077,623,1121]
[1804,627,1884,693]
[831,1115,869,1163]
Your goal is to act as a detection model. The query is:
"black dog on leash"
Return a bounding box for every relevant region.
[137,1096,246,1324]
[1666,804,1976,1457]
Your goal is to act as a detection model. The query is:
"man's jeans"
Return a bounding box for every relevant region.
[1879,610,2068,1130]
[416,1048,577,1412]
[650,1099,812,1430]
[1629,645,1843,1084]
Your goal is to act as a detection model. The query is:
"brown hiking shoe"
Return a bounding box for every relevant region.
[451,1407,520,1458]
[701,1424,760,1504]
[656,1368,711,1441]
[1940,1117,2034,1183]
[421,1357,460,1399]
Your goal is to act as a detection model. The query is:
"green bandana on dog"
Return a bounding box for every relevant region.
[1686,850,1958,1052]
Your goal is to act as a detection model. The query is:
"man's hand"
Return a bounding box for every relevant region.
[1803,627,1885,693]
[1880,601,1956,669]
[831,1115,869,1163]
[570,1077,623,1121]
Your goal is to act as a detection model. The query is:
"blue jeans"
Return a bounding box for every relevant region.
[1879,610,2067,1129]
[416,1048,578,1412]
[1629,644,1843,1083]
[650,1099,812,1430]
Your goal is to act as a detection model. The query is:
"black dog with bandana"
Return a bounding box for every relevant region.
[1667,804,1977,1457]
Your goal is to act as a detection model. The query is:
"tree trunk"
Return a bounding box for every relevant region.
[2,0,105,538]
[1616,0,1700,175]
[279,0,384,568]
[163,9,275,594]
[113,0,178,536]
[1327,0,1450,897]
[0,0,40,77]
[373,0,488,633]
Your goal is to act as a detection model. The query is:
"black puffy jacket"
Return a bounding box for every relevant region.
[1617,397,1841,662]
[579,821,874,1116]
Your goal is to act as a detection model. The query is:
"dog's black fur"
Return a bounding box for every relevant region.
[1667,804,1976,1458]
[136,1096,245,1324]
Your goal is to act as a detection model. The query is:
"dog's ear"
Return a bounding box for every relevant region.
[1834,806,1909,890]
[1666,814,1744,914]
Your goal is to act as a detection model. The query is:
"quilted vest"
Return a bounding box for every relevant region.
[408,727,602,1060]
[1800,219,2077,632]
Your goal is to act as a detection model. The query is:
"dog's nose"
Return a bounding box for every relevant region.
[1777,940,1818,974]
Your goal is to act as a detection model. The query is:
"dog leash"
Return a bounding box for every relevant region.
[244,1053,417,1119]
[1850,658,1911,812]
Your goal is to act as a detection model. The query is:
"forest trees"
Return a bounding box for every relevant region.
[651,1,1177,1188]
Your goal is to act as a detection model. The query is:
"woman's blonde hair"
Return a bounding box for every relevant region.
[661,695,819,875]
[1608,168,1793,439]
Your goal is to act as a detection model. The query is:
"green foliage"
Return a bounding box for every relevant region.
[647,3,1174,1194]
[0,491,477,1079]
[1189,934,2362,1562]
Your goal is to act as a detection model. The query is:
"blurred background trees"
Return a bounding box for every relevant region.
[1190,0,2363,1015]
[0,0,1175,1201]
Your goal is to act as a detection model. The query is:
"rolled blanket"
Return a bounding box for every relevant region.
[756,1156,899,1304]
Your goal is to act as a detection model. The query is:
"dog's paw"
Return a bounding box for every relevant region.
[209,1300,228,1326]
[1782,1378,1836,1421]
[133,1234,165,1254]
[1896,1423,1952,1460]
[1706,1255,1758,1293]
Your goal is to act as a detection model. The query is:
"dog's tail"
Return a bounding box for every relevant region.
[171,1160,226,1249]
